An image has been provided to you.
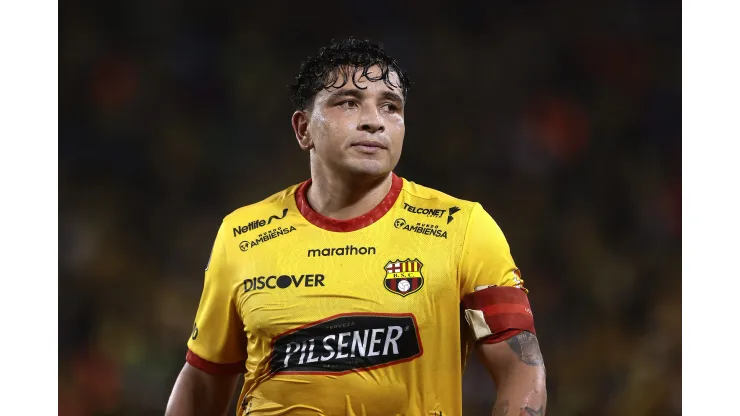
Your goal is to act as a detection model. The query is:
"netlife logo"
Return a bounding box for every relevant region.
[233,208,289,237]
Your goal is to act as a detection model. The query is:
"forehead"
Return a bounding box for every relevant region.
[319,65,402,97]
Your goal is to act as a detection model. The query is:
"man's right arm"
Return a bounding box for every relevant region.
[166,219,247,415]
[165,363,240,416]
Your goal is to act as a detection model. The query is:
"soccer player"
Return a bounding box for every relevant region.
[166,38,546,416]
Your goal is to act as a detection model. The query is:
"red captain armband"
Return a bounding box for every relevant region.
[462,286,536,344]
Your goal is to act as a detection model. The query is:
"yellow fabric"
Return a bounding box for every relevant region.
[187,177,524,416]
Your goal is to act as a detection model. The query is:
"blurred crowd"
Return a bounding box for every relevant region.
[60,1,680,415]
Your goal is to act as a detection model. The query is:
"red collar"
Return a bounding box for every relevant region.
[294,173,403,232]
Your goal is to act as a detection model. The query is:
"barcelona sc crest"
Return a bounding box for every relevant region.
[384,259,424,297]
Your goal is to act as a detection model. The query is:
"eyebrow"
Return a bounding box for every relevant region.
[327,88,404,105]
[379,90,405,105]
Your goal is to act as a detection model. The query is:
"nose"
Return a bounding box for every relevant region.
[358,106,385,133]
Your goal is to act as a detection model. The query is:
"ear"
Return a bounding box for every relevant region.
[292,110,313,151]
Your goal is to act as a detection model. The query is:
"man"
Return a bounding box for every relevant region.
[166,38,546,416]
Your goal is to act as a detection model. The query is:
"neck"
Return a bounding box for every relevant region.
[306,166,393,221]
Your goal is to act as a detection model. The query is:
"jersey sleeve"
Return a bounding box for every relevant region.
[459,203,526,297]
[458,203,535,344]
[186,220,247,375]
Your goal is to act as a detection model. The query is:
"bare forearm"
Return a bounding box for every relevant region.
[166,375,211,416]
[490,368,547,415]
[165,363,238,416]
[484,332,547,416]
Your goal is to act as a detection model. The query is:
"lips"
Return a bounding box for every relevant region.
[351,140,387,149]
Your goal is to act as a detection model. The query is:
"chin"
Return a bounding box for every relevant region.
[343,159,393,178]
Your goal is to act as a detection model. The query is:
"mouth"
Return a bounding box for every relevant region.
[351,140,387,152]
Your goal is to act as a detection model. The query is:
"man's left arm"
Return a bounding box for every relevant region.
[458,203,547,415]
[477,331,546,415]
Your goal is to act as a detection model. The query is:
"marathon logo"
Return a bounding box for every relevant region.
[233,208,289,237]
[270,314,423,375]
[403,203,446,218]
[307,245,376,257]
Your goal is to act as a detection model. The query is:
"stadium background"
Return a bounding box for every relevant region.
[59,1,681,415]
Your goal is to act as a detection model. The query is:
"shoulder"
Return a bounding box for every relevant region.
[222,182,303,229]
[399,177,480,222]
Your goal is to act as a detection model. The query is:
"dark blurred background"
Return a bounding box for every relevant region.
[59,1,681,415]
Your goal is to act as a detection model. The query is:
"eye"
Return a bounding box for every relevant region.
[339,100,358,109]
[381,103,399,113]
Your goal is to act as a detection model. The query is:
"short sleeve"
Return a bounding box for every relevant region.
[459,203,526,299]
[186,221,247,375]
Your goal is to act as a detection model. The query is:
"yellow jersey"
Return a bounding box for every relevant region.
[186,173,526,416]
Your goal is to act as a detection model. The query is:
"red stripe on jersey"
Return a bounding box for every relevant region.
[186,349,244,376]
[295,173,403,232]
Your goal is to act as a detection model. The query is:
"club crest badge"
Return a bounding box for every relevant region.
[384,259,424,297]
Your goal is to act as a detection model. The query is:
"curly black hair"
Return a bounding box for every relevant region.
[289,38,412,111]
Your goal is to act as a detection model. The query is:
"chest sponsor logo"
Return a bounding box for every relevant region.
[402,203,446,218]
[307,245,376,257]
[394,218,447,239]
[238,225,297,251]
[233,208,289,237]
[243,273,325,292]
[384,258,424,297]
[402,203,460,224]
[269,313,423,375]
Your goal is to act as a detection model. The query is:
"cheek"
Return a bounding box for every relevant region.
[310,113,352,152]
[389,116,406,141]
[388,113,405,127]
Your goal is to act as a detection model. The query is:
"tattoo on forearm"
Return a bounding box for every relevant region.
[492,399,509,416]
[505,331,544,366]
[519,406,544,415]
